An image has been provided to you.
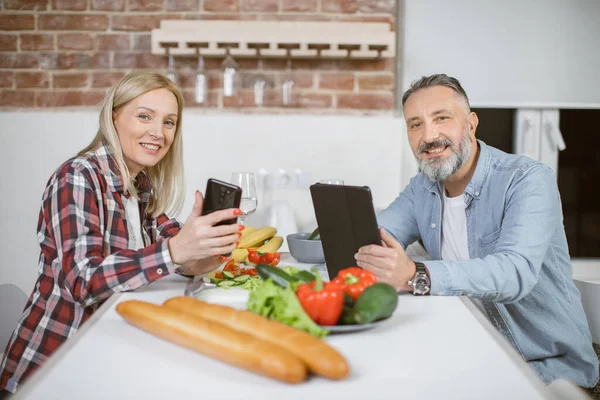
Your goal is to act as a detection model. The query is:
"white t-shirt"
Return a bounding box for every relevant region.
[124,195,145,251]
[441,191,488,319]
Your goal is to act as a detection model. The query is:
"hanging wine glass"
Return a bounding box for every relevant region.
[281,51,295,107]
[222,47,238,97]
[194,49,207,105]
[165,47,177,84]
[253,50,267,106]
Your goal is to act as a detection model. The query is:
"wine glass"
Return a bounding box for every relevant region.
[231,172,257,225]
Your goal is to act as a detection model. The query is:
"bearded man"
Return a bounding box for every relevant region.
[355,74,599,389]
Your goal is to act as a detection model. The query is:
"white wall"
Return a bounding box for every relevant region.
[0,111,409,294]
[402,0,600,108]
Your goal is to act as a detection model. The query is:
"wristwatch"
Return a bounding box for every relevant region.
[408,262,430,295]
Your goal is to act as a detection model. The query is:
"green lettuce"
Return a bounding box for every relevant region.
[247,279,328,338]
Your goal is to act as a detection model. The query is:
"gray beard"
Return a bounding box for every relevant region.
[417,130,472,182]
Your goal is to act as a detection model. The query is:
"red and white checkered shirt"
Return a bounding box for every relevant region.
[0,143,182,393]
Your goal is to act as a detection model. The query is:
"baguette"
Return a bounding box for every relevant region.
[116,300,307,384]
[163,296,350,380]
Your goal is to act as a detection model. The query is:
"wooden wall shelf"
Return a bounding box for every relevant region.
[151,20,395,59]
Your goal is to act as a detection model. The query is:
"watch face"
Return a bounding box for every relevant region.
[414,275,430,294]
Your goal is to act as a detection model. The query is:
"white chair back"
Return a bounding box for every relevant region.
[0,284,28,354]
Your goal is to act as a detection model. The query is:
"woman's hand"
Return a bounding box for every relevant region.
[168,191,241,271]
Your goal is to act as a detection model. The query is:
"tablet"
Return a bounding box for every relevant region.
[310,183,382,278]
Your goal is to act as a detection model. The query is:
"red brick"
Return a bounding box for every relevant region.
[0,35,18,52]
[357,74,394,90]
[91,0,124,10]
[337,92,393,110]
[54,53,110,69]
[97,34,130,51]
[39,14,109,31]
[0,53,41,68]
[15,72,50,88]
[322,0,358,13]
[294,92,332,108]
[53,72,89,88]
[223,91,254,108]
[166,0,199,11]
[127,0,163,11]
[241,0,277,12]
[4,0,48,10]
[91,71,126,88]
[0,72,14,88]
[52,0,87,10]
[319,73,354,90]
[20,34,55,51]
[204,0,239,12]
[113,53,167,69]
[282,0,316,12]
[181,89,219,107]
[278,72,313,89]
[111,14,180,31]
[0,15,35,30]
[185,13,258,21]
[258,13,331,22]
[358,0,395,13]
[132,34,151,51]
[0,90,35,107]
[36,90,106,107]
[57,33,94,51]
[338,58,394,71]
[178,70,221,90]
[263,58,336,71]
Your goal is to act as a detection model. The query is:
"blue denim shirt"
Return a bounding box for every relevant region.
[377,140,599,387]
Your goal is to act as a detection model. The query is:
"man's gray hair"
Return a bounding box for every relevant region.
[401,74,470,109]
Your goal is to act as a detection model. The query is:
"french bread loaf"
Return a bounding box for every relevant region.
[163,296,350,380]
[116,300,307,384]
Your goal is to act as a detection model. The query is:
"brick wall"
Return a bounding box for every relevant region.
[0,0,396,112]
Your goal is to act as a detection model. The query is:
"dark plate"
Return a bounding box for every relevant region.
[320,318,387,333]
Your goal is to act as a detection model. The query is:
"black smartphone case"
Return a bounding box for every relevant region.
[310,183,381,278]
[201,178,242,226]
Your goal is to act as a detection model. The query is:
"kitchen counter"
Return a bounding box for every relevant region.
[14,256,550,400]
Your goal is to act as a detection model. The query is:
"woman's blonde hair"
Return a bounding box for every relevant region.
[80,71,185,218]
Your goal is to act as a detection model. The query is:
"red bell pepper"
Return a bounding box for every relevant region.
[247,249,281,266]
[331,266,377,300]
[296,273,344,326]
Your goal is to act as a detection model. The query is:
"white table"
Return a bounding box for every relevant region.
[15,255,551,400]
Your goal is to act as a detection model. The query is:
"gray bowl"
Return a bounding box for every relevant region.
[287,232,326,264]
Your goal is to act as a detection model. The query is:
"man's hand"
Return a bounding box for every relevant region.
[178,258,222,276]
[355,228,417,292]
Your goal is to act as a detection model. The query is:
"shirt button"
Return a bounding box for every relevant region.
[475,191,480,196]
[431,223,436,228]
[157,268,163,275]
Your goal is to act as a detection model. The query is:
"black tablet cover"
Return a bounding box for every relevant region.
[310,183,382,278]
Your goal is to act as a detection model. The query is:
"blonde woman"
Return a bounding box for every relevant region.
[0,72,242,396]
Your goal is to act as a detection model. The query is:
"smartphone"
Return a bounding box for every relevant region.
[201,178,242,226]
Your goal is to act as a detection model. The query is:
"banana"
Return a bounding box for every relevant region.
[231,248,249,263]
[240,226,258,238]
[237,226,277,249]
[257,236,283,253]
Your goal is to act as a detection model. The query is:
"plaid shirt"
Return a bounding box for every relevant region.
[0,143,182,393]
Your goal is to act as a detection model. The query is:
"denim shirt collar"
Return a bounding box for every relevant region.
[425,139,491,202]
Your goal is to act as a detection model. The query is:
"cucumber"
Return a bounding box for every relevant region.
[308,227,320,240]
[233,275,250,282]
[222,271,235,279]
[344,283,398,325]
[295,270,317,283]
[256,264,296,288]
[217,280,236,289]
